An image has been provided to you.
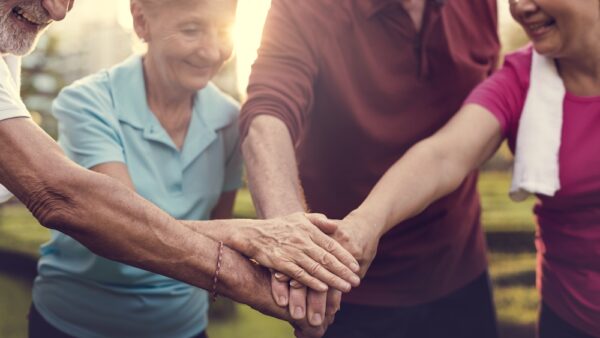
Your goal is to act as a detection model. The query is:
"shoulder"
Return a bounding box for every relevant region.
[198,83,240,130]
[500,46,533,91]
[55,70,113,109]
[269,0,354,36]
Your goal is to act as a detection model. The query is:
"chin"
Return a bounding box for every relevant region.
[184,79,211,92]
[531,41,562,58]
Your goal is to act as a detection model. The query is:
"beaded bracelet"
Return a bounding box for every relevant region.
[211,241,224,302]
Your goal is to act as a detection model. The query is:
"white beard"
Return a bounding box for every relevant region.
[0,2,48,56]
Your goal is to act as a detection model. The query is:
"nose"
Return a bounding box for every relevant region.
[510,0,539,18]
[41,0,73,21]
[198,29,232,63]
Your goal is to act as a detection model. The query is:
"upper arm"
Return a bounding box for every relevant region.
[240,0,319,144]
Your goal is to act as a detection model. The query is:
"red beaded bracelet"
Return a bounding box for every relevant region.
[211,241,224,302]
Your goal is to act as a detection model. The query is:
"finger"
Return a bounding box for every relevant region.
[271,273,290,306]
[325,289,342,324]
[274,271,291,283]
[307,290,327,326]
[305,247,360,288]
[289,285,307,320]
[309,228,361,274]
[296,255,353,292]
[279,262,328,292]
[305,213,337,234]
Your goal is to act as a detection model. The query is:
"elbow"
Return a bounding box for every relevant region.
[24,170,79,233]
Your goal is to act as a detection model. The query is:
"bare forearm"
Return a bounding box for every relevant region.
[352,140,464,236]
[0,119,271,306]
[242,115,305,218]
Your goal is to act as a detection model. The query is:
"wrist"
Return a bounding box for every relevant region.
[228,219,258,257]
[346,207,386,240]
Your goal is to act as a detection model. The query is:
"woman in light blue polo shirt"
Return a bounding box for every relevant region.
[32,0,241,337]
[30,0,243,337]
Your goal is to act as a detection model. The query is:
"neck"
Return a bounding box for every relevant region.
[400,0,427,32]
[142,55,194,117]
[558,44,600,96]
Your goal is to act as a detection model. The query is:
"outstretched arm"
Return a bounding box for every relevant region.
[0,117,317,330]
[321,104,504,276]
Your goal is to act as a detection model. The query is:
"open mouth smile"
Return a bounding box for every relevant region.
[11,6,50,27]
[525,18,556,38]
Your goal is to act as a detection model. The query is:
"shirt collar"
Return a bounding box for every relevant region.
[358,0,447,19]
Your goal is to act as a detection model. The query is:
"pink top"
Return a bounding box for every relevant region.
[466,46,600,337]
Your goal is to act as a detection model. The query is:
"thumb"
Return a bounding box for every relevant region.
[305,213,338,235]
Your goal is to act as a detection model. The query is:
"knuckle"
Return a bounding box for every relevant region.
[309,261,322,276]
[320,252,334,267]
[324,239,337,253]
[292,268,306,281]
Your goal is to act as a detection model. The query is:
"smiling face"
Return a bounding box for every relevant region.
[510,0,600,58]
[0,0,52,55]
[0,0,73,55]
[132,0,237,93]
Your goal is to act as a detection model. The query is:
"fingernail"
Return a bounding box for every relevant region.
[351,262,360,272]
[294,306,305,319]
[274,272,284,279]
[351,275,360,286]
[312,313,323,325]
[278,296,288,306]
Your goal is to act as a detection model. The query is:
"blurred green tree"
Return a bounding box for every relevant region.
[21,34,65,139]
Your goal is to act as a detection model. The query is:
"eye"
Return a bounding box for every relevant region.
[181,24,202,36]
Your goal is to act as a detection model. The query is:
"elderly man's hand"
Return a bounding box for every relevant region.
[290,289,341,338]
[234,212,361,292]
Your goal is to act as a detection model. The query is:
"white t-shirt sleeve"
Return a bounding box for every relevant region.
[0,55,29,121]
[0,55,30,203]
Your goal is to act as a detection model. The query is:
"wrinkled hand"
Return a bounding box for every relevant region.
[321,212,381,278]
[271,211,382,334]
[236,212,361,292]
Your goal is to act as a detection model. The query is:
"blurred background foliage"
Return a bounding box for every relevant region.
[1,1,534,338]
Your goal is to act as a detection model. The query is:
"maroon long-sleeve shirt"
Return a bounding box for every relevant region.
[240,0,500,306]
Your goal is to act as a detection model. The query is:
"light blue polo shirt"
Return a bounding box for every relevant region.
[32,54,243,338]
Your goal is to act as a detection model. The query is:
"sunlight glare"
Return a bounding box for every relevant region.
[234,0,272,98]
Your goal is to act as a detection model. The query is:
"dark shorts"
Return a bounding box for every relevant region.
[538,302,593,338]
[324,271,499,338]
[28,303,208,338]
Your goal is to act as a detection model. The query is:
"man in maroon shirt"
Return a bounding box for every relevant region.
[241,0,500,337]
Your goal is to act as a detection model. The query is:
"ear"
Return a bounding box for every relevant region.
[131,1,151,42]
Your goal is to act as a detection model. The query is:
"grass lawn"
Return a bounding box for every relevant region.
[0,171,539,338]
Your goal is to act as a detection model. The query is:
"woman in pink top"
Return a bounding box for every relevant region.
[315,0,600,337]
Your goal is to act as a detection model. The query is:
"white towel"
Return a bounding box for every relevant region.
[509,51,565,201]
